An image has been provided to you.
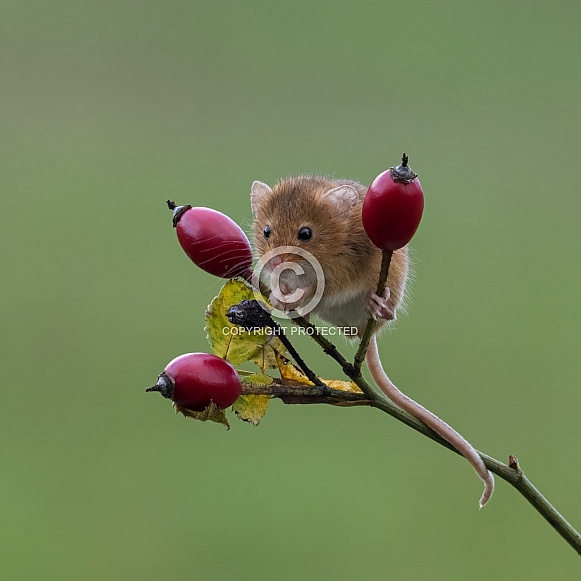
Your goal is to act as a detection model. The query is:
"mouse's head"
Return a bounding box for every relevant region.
[250,175,360,314]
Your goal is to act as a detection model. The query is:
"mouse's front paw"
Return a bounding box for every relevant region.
[365,288,395,321]
[269,294,290,313]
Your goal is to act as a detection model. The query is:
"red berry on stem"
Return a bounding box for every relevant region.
[362,153,424,251]
[167,201,253,281]
[146,353,242,411]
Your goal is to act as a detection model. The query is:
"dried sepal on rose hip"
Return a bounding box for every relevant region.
[362,153,424,251]
[167,201,253,281]
[146,353,242,411]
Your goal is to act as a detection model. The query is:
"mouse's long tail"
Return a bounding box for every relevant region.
[366,334,494,508]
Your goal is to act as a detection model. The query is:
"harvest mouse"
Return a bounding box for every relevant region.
[250,174,494,508]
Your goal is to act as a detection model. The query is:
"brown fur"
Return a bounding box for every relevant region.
[251,175,409,333]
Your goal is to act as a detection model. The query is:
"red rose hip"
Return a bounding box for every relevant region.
[167,201,253,281]
[146,353,242,411]
[362,154,424,251]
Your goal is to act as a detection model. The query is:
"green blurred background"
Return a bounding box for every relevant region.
[2,1,580,579]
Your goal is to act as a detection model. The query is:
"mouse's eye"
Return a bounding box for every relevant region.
[263,226,271,239]
[298,227,312,241]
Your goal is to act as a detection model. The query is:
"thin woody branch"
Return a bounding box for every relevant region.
[290,315,357,378]
[241,377,368,405]
[240,374,581,555]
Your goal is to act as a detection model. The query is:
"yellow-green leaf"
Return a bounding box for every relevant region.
[232,394,271,426]
[205,279,286,370]
[239,371,275,385]
[233,373,274,425]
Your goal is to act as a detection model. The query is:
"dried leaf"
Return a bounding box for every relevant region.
[174,402,230,429]
[276,352,306,381]
[322,378,363,395]
[276,352,362,394]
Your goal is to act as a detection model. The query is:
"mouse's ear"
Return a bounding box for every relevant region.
[322,184,358,212]
[251,181,273,215]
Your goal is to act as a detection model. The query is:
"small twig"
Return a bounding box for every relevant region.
[509,464,581,554]
[275,331,327,389]
[291,315,357,378]
[353,249,393,373]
